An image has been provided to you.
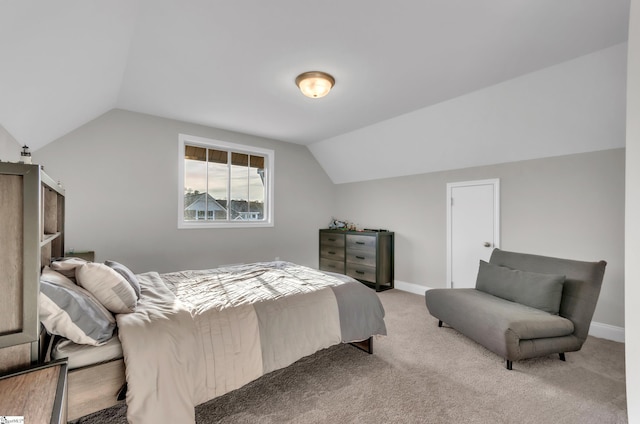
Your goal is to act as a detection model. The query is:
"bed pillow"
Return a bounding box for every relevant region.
[475,260,565,314]
[40,267,115,346]
[50,257,89,281]
[76,262,138,313]
[104,260,141,300]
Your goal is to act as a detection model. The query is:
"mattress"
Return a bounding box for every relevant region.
[51,334,123,370]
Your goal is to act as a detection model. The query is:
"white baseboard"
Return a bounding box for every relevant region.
[393,281,625,344]
[394,280,431,295]
[589,321,625,343]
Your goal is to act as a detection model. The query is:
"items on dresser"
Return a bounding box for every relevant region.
[0,163,65,373]
[319,229,394,291]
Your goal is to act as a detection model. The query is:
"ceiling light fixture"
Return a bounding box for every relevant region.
[295,71,335,98]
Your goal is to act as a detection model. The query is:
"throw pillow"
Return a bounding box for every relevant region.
[76,262,138,313]
[104,260,141,300]
[475,260,565,314]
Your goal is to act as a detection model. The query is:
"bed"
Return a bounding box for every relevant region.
[42,260,387,423]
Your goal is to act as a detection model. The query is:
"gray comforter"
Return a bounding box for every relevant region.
[116,261,386,424]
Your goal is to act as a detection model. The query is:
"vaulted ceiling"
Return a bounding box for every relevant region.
[0,1,630,152]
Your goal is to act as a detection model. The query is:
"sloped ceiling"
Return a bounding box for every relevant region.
[0,0,630,156]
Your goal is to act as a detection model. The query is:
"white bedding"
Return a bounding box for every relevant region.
[51,334,123,370]
[116,261,386,424]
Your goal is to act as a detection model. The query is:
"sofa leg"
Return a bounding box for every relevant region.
[559,353,566,362]
[506,360,512,370]
[438,320,443,327]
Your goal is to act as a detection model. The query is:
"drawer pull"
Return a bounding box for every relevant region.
[355,256,365,260]
[328,251,336,255]
[328,238,336,241]
[355,270,365,274]
[355,241,365,245]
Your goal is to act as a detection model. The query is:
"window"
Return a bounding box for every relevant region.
[178,134,274,228]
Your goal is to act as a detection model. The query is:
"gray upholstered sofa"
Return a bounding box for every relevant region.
[425,248,606,370]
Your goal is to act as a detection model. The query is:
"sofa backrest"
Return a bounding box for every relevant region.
[489,248,606,343]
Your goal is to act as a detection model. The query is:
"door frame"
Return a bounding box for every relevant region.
[446,178,501,288]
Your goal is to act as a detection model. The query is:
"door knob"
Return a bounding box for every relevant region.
[483,242,491,247]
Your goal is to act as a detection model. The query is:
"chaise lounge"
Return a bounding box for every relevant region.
[425,248,606,370]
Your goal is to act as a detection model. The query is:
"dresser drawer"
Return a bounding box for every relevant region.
[346,234,376,250]
[345,249,376,267]
[320,233,345,248]
[346,263,376,283]
[320,245,345,260]
[320,258,346,274]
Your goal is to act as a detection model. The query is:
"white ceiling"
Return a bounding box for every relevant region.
[0,0,630,151]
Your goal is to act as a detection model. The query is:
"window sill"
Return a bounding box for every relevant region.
[178,220,274,229]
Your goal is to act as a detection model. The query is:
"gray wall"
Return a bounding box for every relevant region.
[0,124,20,162]
[33,109,335,273]
[333,148,625,327]
[32,109,625,328]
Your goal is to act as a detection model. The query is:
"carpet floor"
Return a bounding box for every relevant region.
[72,289,627,423]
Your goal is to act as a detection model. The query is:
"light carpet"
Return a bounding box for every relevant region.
[72,289,627,423]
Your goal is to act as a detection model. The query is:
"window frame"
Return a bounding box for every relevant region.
[178,134,274,229]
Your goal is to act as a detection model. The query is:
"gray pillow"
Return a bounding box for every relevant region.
[105,260,141,300]
[475,260,565,314]
[40,267,116,346]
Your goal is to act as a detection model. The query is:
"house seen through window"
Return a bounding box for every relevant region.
[179,134,274,228]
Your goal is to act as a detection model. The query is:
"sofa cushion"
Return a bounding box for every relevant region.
[476,260,565,314]
[427,289,574,340]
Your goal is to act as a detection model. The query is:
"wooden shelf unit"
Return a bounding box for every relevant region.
[0,163,65,374]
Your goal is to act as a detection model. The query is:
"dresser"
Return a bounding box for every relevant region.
[319,229,394,291]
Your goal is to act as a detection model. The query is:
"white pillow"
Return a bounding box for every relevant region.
[50,257,88,280]
[76,262,138,313]
[40,267,115,346]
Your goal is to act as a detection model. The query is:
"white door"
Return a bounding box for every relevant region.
[446,179,500,289]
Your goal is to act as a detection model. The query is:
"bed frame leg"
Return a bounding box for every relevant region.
[438,320,443,327]
[350,336,373,354]
[506,360,512,370]
[117,383,127,401]
[559,353,566,362]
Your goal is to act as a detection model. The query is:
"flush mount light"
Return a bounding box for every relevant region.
[295,71,335,98]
